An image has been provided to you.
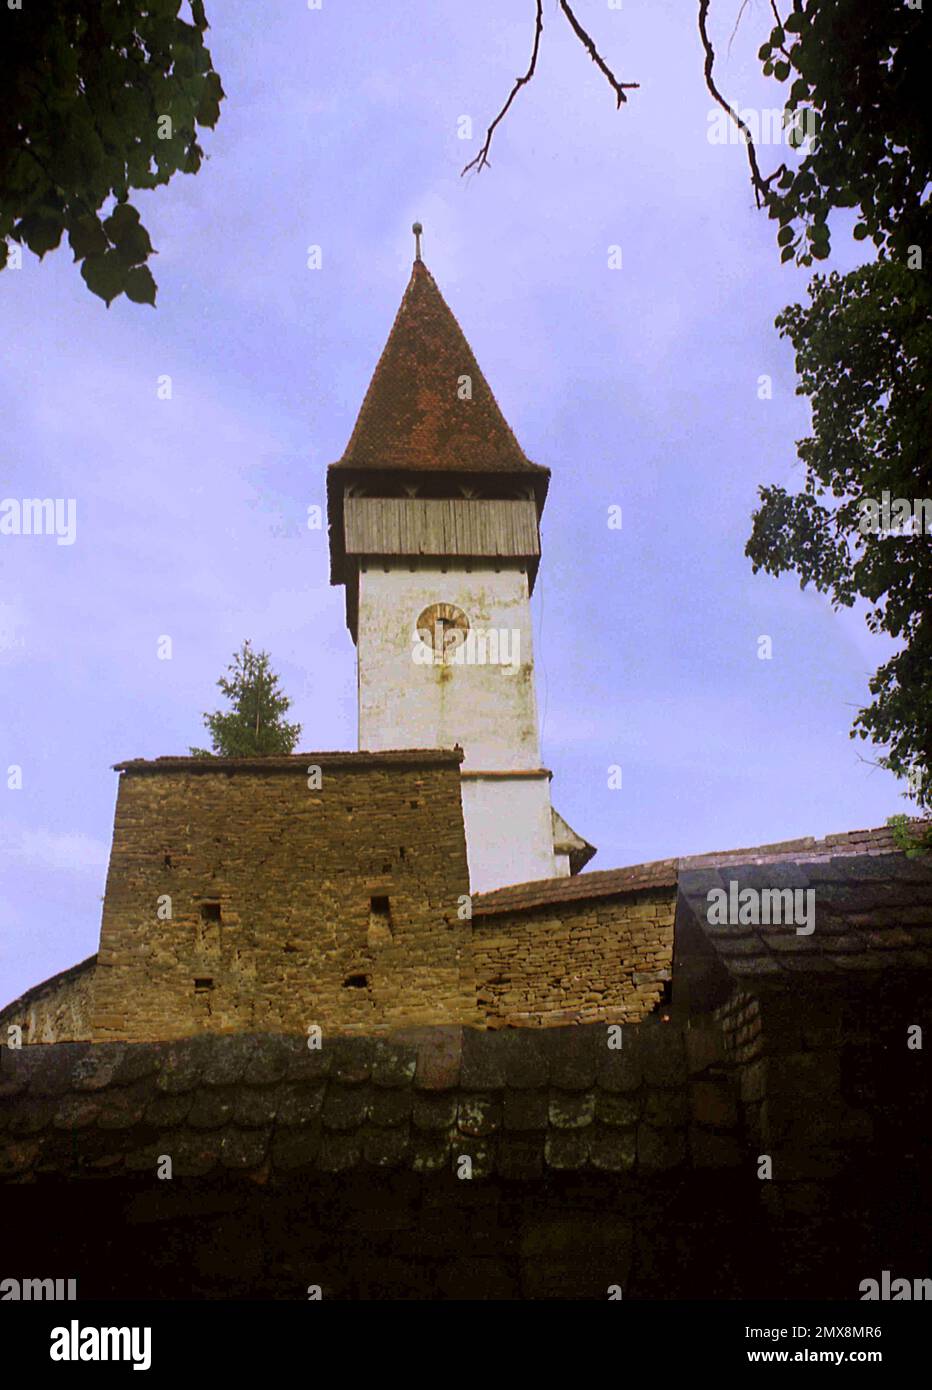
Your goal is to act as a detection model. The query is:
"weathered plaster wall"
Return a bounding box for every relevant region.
[460,774,556,894]
[355,560,553,893]
[356,562,541,771]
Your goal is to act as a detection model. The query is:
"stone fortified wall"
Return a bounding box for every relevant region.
[6,755,675,1045]
[91,753,478,1041]
[472,890,675,1027]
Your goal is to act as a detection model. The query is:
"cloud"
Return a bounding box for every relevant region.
[5,825,110,874]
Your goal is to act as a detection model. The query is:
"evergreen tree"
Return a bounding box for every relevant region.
[190,640,301,757]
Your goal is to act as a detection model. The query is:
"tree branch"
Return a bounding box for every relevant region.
[462,0,544,176]
[462,0,638,177]
[727,0,751,57]
[557,0,639,109]
[697,0,786,210]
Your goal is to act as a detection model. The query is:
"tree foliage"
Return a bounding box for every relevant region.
[0,0,223,306]
[746,2,931,818]
[191,641,302,758]
[747,259,931,810]
[755,0,930,267]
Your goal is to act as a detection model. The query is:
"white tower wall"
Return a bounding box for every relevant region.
[356,560,556,890]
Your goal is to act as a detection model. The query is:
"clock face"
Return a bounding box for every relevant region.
[416,602,469,660]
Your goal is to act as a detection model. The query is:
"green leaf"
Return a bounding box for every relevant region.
[853,223,869,241]
[80,249,127,305]
[67,214,108,260]
[19,211,64,258]
[124,264,157,305]
[774,61,790,82]
[112,221,154,265]
[778,225,794,246]
[781,245,795,263]
[196,71,224,128]
[0,2,223,304]
[104,202,141,243]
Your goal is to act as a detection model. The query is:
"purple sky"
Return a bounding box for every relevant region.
[0,0,913,1005]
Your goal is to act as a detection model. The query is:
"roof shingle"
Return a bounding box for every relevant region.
[331,259,548,479]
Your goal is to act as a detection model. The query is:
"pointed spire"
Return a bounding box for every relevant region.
[412,221,423,262]
[332,256,548,479]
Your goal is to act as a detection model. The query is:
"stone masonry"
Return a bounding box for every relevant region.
[90,751,478,1041]
[472,890,675,1027]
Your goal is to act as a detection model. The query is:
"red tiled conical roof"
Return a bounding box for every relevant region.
[332,259,548,477]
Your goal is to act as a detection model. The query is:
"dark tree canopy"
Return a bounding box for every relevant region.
[191,641,302,758]
[745,2,931,819]
[753,1,931,266]
[747,260,931,811]
[0,0,223,306]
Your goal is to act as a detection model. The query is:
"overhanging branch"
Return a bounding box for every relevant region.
[698,0,786,209]
[462,0,544,176]
[557,0,639,109]
[462,0,638,177]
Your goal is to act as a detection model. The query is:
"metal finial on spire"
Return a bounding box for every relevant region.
[412,221,423,262]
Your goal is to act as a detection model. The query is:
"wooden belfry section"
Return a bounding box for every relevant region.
[326,245,550,634]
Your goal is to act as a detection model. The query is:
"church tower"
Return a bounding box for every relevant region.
[327,229,593,894]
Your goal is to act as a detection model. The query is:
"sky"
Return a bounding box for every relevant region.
[0,0,916,1005]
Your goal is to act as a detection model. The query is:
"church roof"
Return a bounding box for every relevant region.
[331,259,549,481]
[472,819,928,917]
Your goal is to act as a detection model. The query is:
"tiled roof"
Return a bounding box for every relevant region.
[472,820,931,917]
[679,851,932,981]
[331,260,549,479]
[113,749,464,774]
[473,862,679,917]
[0,1024,732,1182]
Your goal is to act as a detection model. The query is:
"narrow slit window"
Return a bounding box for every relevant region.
[368,894,392,947]
[200,901,221,923]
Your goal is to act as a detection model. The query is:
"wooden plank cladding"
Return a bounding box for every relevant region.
[344,496,540,559]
